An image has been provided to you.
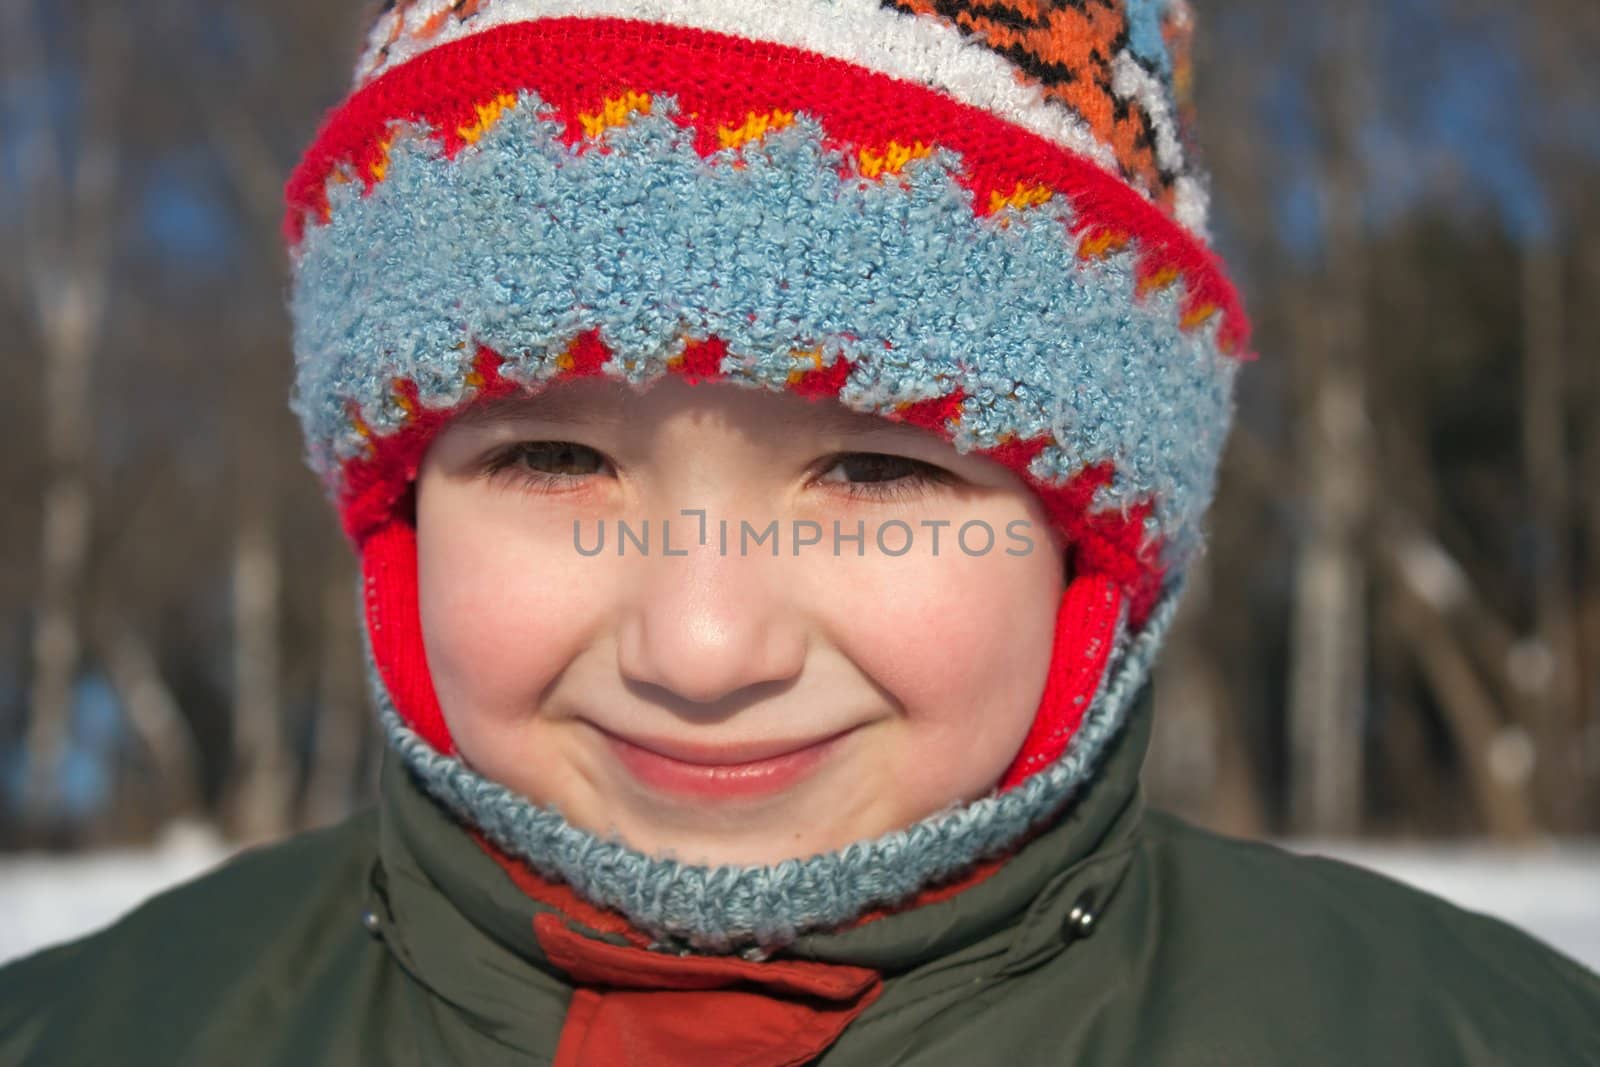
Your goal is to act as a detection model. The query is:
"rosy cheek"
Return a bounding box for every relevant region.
[820,533,1057,727]
[417,489,587,729]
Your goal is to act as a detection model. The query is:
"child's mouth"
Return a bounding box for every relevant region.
[593,723,856,801]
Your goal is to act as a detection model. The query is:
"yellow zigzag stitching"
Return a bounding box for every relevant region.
[1138,265,1181,296]
[858,140,933,179]
[988,182,1053,214]
[459,92,519,145]
[718,109,796,150]
[369,132,396,182]
[1078,229,1131,261]
[579,90,653,139]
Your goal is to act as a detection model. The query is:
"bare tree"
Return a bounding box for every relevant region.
[1152,556,1268,836]
[1285,0,1377,835]
[148,0,305,842]
[5,2,128,829]
[1516,239,1585,830]
[94,616,202,823]
[303,564,369,827]
[1377,522,1540,840]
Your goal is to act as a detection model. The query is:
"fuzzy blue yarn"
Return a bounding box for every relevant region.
[373,577,1182,955]
[1124,0,1178,79]
[287,90,1237,571]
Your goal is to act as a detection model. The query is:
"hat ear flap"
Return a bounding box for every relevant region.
[995,572,1126,792]
[361,517,455,755]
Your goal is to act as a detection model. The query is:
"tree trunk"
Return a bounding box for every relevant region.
[225,498,293,844]
[1286,1,1375,836]
[98,619,202,824]
[10,2,125,829]
[1584,241,1600,823]
[1517,239,1584,831]
[1379,526,1541,841]
[1155,557,1267,837]
[303,566,368,828]
[1287,364,1370,835]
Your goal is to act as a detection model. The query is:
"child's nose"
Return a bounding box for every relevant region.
[614,549,808,710]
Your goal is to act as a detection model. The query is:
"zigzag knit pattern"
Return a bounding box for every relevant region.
[379,573,1177,954]
[349,0,1210,235]
[284,18,1249,604]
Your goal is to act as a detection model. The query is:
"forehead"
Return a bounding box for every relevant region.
[451,379,936,442]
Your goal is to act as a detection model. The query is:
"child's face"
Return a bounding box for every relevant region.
[415,375,1066,866]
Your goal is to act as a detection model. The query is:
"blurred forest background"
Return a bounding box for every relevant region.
[1,0,1596,852]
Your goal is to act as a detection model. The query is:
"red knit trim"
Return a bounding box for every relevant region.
[888,389,969,435]
[340,342,521,543]
[362,518,453,755]
[996,573,1124,790]
[787,354,855,400]
[1033,462,1162,627]
[282,17,1251,357]
[669,335,731,383]
[563,328,611,376]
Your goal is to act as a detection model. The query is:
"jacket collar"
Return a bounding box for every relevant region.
[364,681,1153,1041]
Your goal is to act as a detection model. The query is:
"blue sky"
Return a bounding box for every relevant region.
[1242,0,1594,258]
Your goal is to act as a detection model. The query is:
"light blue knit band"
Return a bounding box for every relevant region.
[289,89,1237,571]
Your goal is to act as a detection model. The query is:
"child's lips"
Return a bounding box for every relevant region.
[593,723,857,801]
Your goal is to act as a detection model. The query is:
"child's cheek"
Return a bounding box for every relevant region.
[796,517,1061,786]
[417,485,604,734]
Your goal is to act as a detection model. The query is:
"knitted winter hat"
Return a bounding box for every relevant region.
[282,0,1251,954]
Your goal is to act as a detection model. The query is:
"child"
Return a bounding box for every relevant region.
[4,1,1598,1064]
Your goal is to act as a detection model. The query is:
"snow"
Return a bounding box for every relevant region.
[1280,838,1600,977]
[2,828,1597,975]
[1,819,237,968]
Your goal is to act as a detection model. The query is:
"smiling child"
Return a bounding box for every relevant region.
[3,1,1598,1064]
[416,374,1068,868]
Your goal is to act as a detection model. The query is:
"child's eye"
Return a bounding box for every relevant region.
[813,452,954,503]
[480,440,608,492]
[476,443,951,502]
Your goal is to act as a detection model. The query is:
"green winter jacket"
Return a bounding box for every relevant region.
[4,683,1599,1065]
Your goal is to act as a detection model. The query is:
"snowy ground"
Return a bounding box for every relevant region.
[1,828,1597,974]
[1282,837,1600,977]
[1,820,238,968]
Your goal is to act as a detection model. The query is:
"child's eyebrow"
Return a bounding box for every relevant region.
[455,390,934,441]
[453,392,625,428]
[773,404,936,440]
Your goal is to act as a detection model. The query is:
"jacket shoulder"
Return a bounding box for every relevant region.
[0,808,382,1066]
[1138,810,1600,1064]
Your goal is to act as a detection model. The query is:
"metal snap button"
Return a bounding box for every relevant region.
[361,908,383,936]
[1060,890,1097,943]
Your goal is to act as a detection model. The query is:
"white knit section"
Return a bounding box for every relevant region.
[1109,50,1212,240]
[1173,174,1211,244]
[351,0,1127,196]
[1110,52,1184,176]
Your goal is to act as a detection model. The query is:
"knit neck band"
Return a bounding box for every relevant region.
[371,579,1181,956]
